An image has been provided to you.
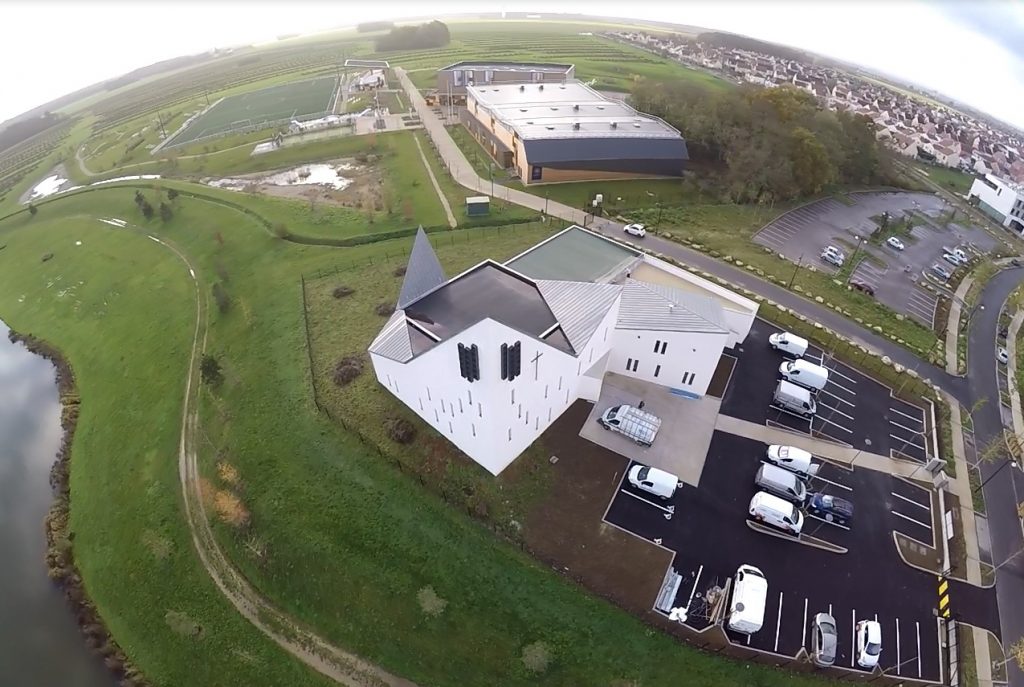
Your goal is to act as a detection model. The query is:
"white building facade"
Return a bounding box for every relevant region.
[968,174,1024,232]
[369,227,757,475]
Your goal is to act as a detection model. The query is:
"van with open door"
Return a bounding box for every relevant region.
[727,564,767,634]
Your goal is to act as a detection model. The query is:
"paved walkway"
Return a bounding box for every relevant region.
[411,133,457,228]
[1008,308,1024,438]
[947,276,974,374]
[395,67,967,403]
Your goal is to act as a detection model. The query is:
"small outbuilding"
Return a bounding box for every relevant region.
[466,196,490,216]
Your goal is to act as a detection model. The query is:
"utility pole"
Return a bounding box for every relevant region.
[788,254,804,289]
[156,111,167,139]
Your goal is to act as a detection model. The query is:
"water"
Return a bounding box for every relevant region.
[0,321,113,686]
[27,174,70,201]
[206,163,354,191]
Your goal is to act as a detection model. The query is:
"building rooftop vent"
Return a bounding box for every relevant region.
[539,84,544,90]
[550,106,558,111]
[610,121,618,129]
[546,125,556,130]
[572,121,580,130]
[573,104,580,111]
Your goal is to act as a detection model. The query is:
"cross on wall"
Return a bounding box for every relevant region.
[532,350,543,380]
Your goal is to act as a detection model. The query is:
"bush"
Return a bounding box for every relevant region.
[521,641,553,674]
[200,354,223,386]
[375,301,394,317]
[272,222,290,239]
[41,252,54,262]
[212,282,230,314]
[384,417,416,444]
[333,355,365,386]
[416,586,448,617]
[332,285,354,298]
[393,265,407,277]
[213,490,251,529]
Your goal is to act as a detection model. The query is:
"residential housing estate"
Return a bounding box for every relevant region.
[368,227,757,475]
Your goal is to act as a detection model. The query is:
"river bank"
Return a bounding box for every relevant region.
[7,328,149,687]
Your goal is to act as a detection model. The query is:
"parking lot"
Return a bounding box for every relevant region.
[753,191,999,327]
[604,431,947,680]
[722,319,933,463]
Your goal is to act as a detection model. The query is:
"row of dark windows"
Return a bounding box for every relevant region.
[457,341,521,382]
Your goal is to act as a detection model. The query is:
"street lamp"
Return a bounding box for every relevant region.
[788,253,805,289]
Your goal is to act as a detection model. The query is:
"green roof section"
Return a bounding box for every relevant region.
[506,226,639,283]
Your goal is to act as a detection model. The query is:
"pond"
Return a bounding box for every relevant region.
[0,320,112,686]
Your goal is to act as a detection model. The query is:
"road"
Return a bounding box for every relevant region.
[399,71,1024,682]
[968,267,1024,686]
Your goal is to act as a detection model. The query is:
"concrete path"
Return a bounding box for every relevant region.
[411,133,457,228]
[947,276,974,374]
[1008,308,1024,439]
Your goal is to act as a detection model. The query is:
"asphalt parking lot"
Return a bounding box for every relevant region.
[604,432,949,680]
[721,319,932,462]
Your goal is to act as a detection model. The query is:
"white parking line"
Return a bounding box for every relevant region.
[823,365,858,385]
[828,603,832,616]
[802,598,808,649]
[819,388,855,407]
[760,234,786,248]
[916,621,921,676]
[774,592,784,652]
[818,402,855,421]
[890,433,925,450]
[807,513,851,530]
[889,406,924,424]
[815,414,854,434]
[892,491,930,511]
[896,617,901,675]
[810,474,854,492]
[892,509,931,530]
[851,610,857,667]
[620,489,675,516]
[824,377,857,396]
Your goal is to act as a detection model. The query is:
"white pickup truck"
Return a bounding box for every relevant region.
[597,404,661,446]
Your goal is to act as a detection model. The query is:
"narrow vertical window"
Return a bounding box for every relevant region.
[653,340,660,353]
[427,387,431,401]
[518,404,522,419]
[558,376,563,390]
[508,428,512,441]
[468,389,473,405]
[544,384,548,399]
[478,403,482,417]
[525,410,530,425]
[511,388,515,405]
[472,423,476,437]
[419,398,423,411]
[459,398,464,413]
[448,421,453,434]
[626,357,633,370]
[434,409,439,422]
[548,408,552,422]
[654,364,661,378]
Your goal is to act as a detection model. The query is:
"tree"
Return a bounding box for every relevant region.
[133,190,145,207]
[789,127,834,196]
[200,354,223,386]
[140,200,154,220]
[159,202,173,222]
[28,203,37,216]
[167,188,179,201]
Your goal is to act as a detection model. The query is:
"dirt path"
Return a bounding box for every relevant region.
[411,134,456,228]
[125,225,418,687]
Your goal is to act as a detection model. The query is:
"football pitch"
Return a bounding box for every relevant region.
[165,75,339,147]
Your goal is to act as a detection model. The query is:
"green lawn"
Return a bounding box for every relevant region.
[0,185,835,687]
[911,161,975,196]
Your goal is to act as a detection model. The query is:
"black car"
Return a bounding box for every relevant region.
[805,493,854,525]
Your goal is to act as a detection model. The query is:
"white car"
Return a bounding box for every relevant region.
[820,245,845,267]
[855,620,882,668]
[997,347,1009,364]
[623,223,646,238]
[886,237,905,251]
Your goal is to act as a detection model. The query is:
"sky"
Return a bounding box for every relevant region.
[4,0,1024,130]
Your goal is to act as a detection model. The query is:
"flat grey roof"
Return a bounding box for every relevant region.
[440,61,573,74]
[468,81,681,141]
[507,227,639,283]
[404,261,570,352]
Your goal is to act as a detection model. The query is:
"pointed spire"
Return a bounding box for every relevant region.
[397,226,446,309]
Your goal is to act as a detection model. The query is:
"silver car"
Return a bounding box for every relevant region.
[811,612,837,667]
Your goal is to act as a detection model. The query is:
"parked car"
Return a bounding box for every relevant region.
[811,613,838,667]
[855,620,883,668]
[749,492,804,535]
[623,223,646,238]
[805,493,854,525]
[849,279,875,297]
[820,245,845,267]
[768,331,808,358]
[997,347,1009,364]
[765,445,820,478]
[727,564,767,634]
[886,237,905,251]
[1011,258,1022,267]
[942,251,963,267]
[627,464,679,499]
[943,246,968,263]
[931,264,952,281]
[598,404,661,446]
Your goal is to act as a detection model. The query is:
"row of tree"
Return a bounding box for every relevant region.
[631,80,901,203]
[374,20,450,52]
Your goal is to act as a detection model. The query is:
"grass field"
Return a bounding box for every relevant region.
[911,161,976,196]
[164,76,339,148]
[0,184,835,687]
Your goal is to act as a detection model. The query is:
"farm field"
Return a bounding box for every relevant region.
[0,184,834,687]
[163,76,340,148]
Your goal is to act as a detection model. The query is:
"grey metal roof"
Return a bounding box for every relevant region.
[397,227,446,310]
[617,280,728,334]
[523,137,689,164]
[536,280,622,352]
[368,311,414,362]
[439,61,573,73]
[506,226,639,283]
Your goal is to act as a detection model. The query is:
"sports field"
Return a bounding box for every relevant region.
[164,75,339,147]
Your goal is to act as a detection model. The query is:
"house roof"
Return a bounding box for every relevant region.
[536,281,622,352]
[368,311,415,363]
[397,227,446,309]
[617,280,728,334]
[439,60,573,74]
[506,225,639,283]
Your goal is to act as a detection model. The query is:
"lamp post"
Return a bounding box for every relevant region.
[788,253,804,289]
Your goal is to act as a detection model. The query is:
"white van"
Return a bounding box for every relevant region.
[749,491,804,535]
[771,380,816,418]
[727,564,767,634]
[768,331,808,358]
[779,359,829,392]
[627,464,679,499]
[765,444,819,478]
[754,463,807,504]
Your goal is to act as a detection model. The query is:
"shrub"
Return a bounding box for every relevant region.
[333,355,365,386]
[416,586,448,617]
[140,200,154,219]
[213,490,250,529]
[200,354,223,386]
[332,285,354,299]
[393,265,407,277]
[272,222,290,239]
[167,188,179,200]
[521,641,553,674]
[384,417,416,444]
[41,252,54,262]
[375,301,394,317]
[159,202,173,222]
[212,282,230,314]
